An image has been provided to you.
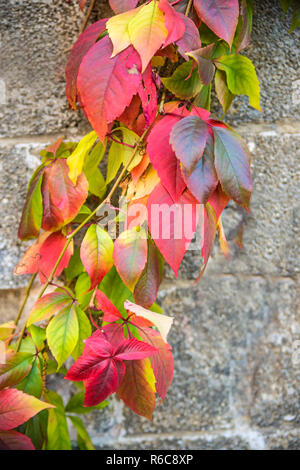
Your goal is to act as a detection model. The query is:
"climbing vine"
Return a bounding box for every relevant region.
[0,0,297,450]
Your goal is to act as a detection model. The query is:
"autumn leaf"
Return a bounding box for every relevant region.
[186,43,216,86]
[161,60,202,99]
[109,0,138,14]
[67,131,98,185]
[0,350,34,390]
[147,114,186,202]
[77,35,142,142]
[27,290,74,326]
[42,158,88,232]
[158,0,185,47]
[107,6,141,57]
[147,183,199,276]
[18,164,45,241]
[14,231,74,284]
[176,13,201,60]
[170,115,210,174]
[65,330,157,406]
[113,227,147,291]
[0,388,53,431]
[212,125,252,210]
[0,430,35,450]
[80,225,114,289]
[65,18,108,109]
[127,0,168,72]
[194,0,239,46]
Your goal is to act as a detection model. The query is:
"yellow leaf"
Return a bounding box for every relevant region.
[107,7,141,57]
[67,131,98,184]
[144,357,156,393]
[128,0,168,72]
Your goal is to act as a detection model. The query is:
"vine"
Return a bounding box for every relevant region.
[0,0,297,450]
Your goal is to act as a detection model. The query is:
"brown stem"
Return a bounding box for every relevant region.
[79,0,97,35]
[14,273,37,327]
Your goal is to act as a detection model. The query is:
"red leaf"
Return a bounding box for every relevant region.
[42,159,88,232]
[208,184,230,220]
[114,338,157,360]
[147,115,186,202]
[138,66,157,127]
[176,12,201,60]
[118,94,141,130]
[109,0,138,14]
[66,19,108,109]
[158,0,186,47]
[0,389,53,431]
[77,36,142,142]
[147,183,199,276]
[0,430,35,450]
[96,291,124,322]
[170,115,210,174]
[14,231,73,283]
[194,0,239,46]
[65,329,156,406]
[195,202,217,280]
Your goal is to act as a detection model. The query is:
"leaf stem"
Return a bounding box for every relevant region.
[185,0,193,16]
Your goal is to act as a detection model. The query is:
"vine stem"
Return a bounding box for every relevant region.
[14,273,37,327]
[79,0,97,35]
[185,0,193,16]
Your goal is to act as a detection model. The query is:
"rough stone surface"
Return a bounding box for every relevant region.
[0,0,299,451]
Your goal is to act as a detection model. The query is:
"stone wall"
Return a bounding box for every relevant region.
[0,0,299,450]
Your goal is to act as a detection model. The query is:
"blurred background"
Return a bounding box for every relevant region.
[0,0,299,449]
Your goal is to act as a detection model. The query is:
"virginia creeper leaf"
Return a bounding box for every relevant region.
[194,0,239,46]
[214,54,261,111]
[16,358,43,399]
[77,35,142,142]
[214,69,234,113]
[68,415,95,450]
[170,115,210,174]
[0,351,34,390]
[196,202,217,280]
[147,183,199,276]
[65,18,108,109]
[42,159,88,231]
[67,131,98,184]
[46,301,79,369]
[147,115,186,202]
[186,43,216,86]
[127,0,168,72]
[0,430,35,450]
[182,133,218,203]
[18,165,45,241]
[107,7,141,57]
[109,0,138,14]
[176,12,201,60]
[235,0,253,53]
[45,390,71,450]
[158,0,185,47]
[27,290,73,326]
[0,388,53,431]
[161,60,202,99]
[116,357,156,419]
[80,224,114,289]
[212,125,252,210]
[134,238,164,309]
[113,227,147,291]
[72,306,92,360]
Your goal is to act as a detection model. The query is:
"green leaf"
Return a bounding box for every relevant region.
[72,306,92,360]
[213,125,252,210]
[214,69,234,113]
[280,0,294,14]
[28,325,46,350]
[161,61,202,100]
[193,84,212,110]
[75,273,93,310]
[72,204,92,224]
[0,351,34,390]
[106,140,124,184]
[45,390,71,450]
[64,247,84,281]
[67,131,98,184]
[65,392,108,414]
[68,415,95,450]
[46,301,79,369]
[18,164,45,240]
[214,54,261,111]
[21,410,48,450]
[16,358,43,398]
